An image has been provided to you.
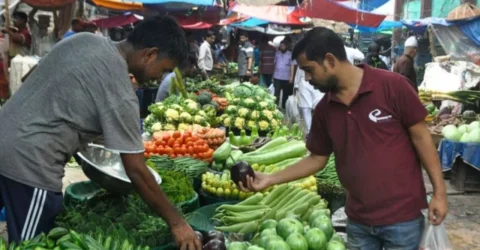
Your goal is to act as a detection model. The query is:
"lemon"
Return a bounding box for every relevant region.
[223,181,231,190]
[201,174,207,182]
[309,185,317,192]
[231,189,239,199]
[209,186,216,194]
[224,189,231,199]
[252,163,259,170]
[216,187,224,198]
[239,191,247,200]
[201,182,208,190]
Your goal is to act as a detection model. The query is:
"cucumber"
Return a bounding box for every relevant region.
[120,239,130,250]
[56,234,72,244]
[109,240,119,250]
[69,230,88,250]
[48,228,69,240]
[103,236,112,249]
[59,241,82,250]
[240,141,307,165]
[0,238,6,250]
[83,235,105,250]
[213,142,232,162]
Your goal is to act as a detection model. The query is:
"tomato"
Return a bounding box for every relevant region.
[172,131,181,139]
[205,149,214,158]
[187,146,194,154]
[169,153,176,158]
[154,140,162,146]
[177,154,183,158]
[146,145,156,153]
[145,152,151,158]
[183,131,192,138]
[175,138,184,145]
[174,147,182,154]
[184,153,191,157]
[191,136,199,142]
[157,146,165,154]
[185,137,193,143]
[192,154,198,158]
[200,144,209,152]
[144,152,149,158]
[167,138,175,147]
[165,147,174,155]
[162,134,171,141]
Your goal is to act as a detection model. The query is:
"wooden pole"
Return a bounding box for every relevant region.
[4,0,10,28]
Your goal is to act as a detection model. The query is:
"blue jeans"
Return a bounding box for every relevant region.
[347,216,424,250]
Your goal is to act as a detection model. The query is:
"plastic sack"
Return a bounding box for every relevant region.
[285,95,300,123]
[419,222,453,250]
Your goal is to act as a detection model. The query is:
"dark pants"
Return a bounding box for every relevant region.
[274,78,293,109]
[262,74,273,87]
[239,75,250,82]
[0,174,64,243]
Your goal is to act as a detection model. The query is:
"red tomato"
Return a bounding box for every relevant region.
[167,138,175,147]
[154,140,162,146]
[183,131,192,138]
[162,134,171,141]
[144,152,149,158]
[172,131,181,139]
[165,147,174,155]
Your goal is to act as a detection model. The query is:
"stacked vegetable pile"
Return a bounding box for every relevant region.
[201,170,257,200]
[441,121,480,143]
[196,127,227,149]
[186,78,225,96]
[144,95,216,134]
[218,83,283,132]
[419,89,480,105]
[147,155,207,186]
[0,227,151,250]
[316,155,345,198]
[56,170,196,247]
[143,131,214,162]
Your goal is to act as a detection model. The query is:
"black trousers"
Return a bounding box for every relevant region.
[274,78,293,109]
[262,74,273,87]
[0,174,64,243]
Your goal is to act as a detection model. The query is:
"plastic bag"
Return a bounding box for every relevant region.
[285,95,300,123]
[419,222,453,250]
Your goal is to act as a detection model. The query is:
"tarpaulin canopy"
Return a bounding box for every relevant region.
[134,0,215,5]
[22,0,75,9]
[91,0,143,11]
[292,0,386,27]
[92,13,142,28]
[230,17,269,27]
[401,16,480,46]
[230,5,305,25]
[175,16,215,29]
[351,20,402,33]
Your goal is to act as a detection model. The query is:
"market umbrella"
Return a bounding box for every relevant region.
[446,3,480,21]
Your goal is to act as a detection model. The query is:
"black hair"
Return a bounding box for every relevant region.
[127,15,188,64]
[71,19,82,26]
[12,11,27,22]
[368,43,380,52]
[292,27,347,62]
[205,30,215,39]
[239,31,248,38]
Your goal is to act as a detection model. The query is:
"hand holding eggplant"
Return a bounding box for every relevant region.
[238,172,272,193]
[171,222,202,250]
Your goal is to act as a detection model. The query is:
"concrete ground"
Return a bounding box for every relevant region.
[1,167,480,250]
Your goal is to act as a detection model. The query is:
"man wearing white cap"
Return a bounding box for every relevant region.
[393,36,418,92]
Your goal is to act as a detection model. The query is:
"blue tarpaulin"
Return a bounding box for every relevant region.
[350,20,403,33]
[136,0,214,5]
[401,17,480,46]
[230,17,269,27]
[438,139,480,171]
[358,0,390,11]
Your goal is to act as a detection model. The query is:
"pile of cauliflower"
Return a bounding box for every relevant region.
[217,95,284,132]
[144,96,214,135]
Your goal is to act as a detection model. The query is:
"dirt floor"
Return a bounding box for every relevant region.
[1,167,480,250]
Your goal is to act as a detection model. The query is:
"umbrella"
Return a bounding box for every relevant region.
[446,3,480,21]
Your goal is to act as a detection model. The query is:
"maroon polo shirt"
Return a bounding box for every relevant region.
[307,64,428,226]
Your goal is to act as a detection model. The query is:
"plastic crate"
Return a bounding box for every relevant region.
[450,159,480,192]
[64,181,104,206]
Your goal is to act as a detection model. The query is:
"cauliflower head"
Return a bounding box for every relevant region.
[258,101,269,109]
[238,108,250,118]
[270,119,279,129]
[194,115,206,125]
[234,117,246,130]
[165,109,180,122]
[226,105,238,115]
[250,110,260,120]
[223,117,232,127]
[151,122,163,132]
[258,120,270,131]
[177,123,190,131]
[261,110,274,121]
[164,123,176,131]
[247,120,256,130]
[242,98,256,109]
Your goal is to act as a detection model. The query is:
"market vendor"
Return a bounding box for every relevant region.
[3,11,32,59]
[240,27,448,250]
[237,32,254,82]
[363,43,388,70]
[0,15,202,250]
[155,55,196,102]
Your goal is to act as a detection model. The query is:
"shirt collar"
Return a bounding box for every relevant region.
[327,63,375,103]
[404,54,414,61]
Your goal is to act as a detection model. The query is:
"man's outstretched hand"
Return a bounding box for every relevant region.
[238,171,272,193]
[171,221,202,250]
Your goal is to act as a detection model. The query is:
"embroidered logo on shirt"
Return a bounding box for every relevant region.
[368,109,392,123]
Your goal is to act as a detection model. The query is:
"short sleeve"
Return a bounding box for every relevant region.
[99,97,144,153]
[392,76,428,128]
[306,106,333,156]
[245,44,254,58]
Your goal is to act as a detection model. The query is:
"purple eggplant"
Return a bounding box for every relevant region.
[203,239,226,250]
[194,231,204,244]
[206,230,225,243]
[230,161,255,187]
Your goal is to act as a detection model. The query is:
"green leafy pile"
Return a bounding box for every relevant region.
[144,95,215,134]
[218,83,283,132]
[316,155,346,197]
[185,78,225,95]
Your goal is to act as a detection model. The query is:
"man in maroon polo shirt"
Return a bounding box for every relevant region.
[239,27,448,250]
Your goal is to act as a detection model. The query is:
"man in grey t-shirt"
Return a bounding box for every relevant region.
[0,16,201,250]
[237,32,254,82]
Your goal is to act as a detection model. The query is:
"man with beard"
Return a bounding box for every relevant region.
[393,36,418,92]
[0,16,202,250]
[238,27,448,250]
[363,43,388,70]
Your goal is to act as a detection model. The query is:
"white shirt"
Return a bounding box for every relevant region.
[345,46,365,64]
[198,41,213,72]
[30,24,57,57]
[294,68,324,109]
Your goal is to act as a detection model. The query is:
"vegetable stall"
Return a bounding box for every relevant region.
[9,75,347,250]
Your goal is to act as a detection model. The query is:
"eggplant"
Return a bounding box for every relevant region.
[203,239,226,250]
[206,230,225,243]
[230,161,255,187]
[195,231,204,244]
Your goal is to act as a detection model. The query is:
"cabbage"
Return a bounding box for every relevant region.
[468,121,480,132]
[458,124,469,134]
[460,132,470,143]
[467,129,480,143]
[304,228,327,250]
[442,125,462,141]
